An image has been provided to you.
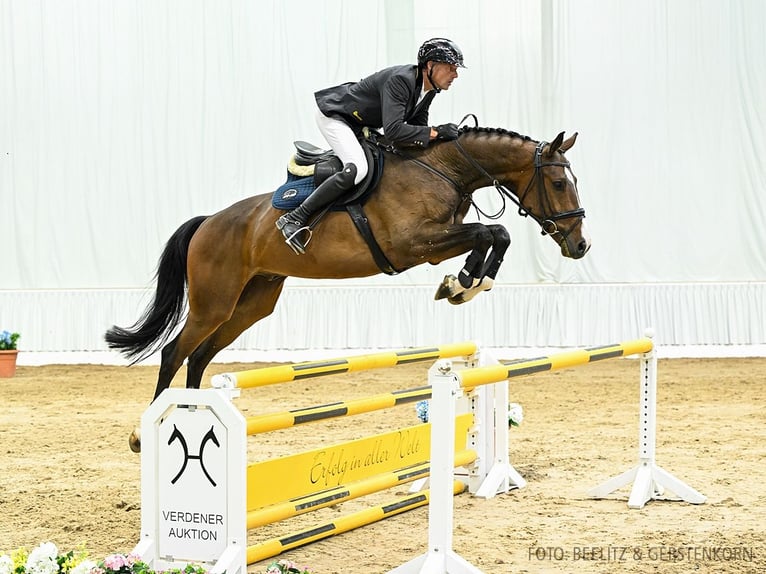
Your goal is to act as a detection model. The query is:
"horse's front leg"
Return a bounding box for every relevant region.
[434,224,511,304]
[461,224,511,301]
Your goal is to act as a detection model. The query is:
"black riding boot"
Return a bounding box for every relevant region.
[276,163,357,254]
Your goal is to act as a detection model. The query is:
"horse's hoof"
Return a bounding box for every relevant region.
[434,274,458,300]
[458,277,495,304]
[129,428,142,453]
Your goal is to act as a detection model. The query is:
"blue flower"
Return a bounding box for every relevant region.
[415,400,429,423]
[0,330,20,351]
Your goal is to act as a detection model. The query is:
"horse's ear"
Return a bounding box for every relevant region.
[559,132,578,153]
[547,132,565,155]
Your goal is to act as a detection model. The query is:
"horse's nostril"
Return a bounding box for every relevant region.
[578,240,589,255]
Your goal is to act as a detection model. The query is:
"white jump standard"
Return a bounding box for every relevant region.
[389,332,706,574]
[587,332,706,508]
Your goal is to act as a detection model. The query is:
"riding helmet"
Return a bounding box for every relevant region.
[417,38,466,68]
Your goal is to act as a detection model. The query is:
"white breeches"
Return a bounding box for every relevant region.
[315,105,368,184]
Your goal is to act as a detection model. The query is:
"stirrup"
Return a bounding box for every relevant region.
[283,225,312,255]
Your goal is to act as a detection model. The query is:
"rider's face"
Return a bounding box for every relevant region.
[428,62,459,90]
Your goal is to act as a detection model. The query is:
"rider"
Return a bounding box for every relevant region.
[276,37,466,254]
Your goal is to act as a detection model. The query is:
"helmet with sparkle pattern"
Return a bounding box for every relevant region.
[417,38,466,68]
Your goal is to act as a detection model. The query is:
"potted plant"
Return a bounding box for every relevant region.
[0,330,20,378]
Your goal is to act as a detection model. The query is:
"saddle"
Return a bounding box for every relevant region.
[271,136,399,275]
[272,138,384,210]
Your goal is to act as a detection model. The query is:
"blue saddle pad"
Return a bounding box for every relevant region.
[272,174,315,210]
[271,140,385,210]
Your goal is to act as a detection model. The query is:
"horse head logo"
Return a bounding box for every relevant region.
[168,424,220,486]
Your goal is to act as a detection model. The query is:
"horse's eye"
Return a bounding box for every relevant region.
[553,179,565,190]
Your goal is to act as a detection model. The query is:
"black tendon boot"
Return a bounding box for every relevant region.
[276,163,357,254]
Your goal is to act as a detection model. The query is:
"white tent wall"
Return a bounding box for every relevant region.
[1,0,765,360]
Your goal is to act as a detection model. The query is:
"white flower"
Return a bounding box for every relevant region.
[71,560,98,574]
[0,554,14,574]
[508,403,523,427]
[26,542,59,574]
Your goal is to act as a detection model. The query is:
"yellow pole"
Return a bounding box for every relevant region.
[246,414,474,510]
[246,480,466,565]
[247,449,476,529]
[226,341,477,389]
[246,385,432,435]
[459,338,654,389]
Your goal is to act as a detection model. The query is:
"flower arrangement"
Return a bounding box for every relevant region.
[0,543,312,574]
[0,543,90,574]
[415,400,429,423]
[0,544,203,574]
[0,330,20,351]
[264,559,314,574]
[415,400,524,428]
[507,402,524,427]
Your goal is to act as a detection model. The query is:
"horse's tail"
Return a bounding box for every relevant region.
[104,215,208,364]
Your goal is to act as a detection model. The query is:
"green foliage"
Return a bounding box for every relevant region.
[0,330,20,350]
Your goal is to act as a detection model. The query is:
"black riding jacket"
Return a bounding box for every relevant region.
[315,64,437,148]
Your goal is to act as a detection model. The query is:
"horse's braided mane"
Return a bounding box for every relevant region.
[458,125,536,143]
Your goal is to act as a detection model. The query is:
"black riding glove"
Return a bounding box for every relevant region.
[434,123,459,141]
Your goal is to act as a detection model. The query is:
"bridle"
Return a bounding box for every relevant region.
[377,122,586,238]
[454,137,586,237]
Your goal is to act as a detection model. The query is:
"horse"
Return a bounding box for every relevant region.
[105,126,590,452]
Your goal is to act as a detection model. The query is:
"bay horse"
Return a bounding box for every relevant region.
[105,126,590,451]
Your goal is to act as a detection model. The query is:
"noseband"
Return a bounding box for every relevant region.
[455,138,586,237]
[517,141,586,236]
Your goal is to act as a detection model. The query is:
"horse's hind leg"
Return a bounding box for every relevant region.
[154,334,184,399]
[128,334,188,452]
[186,275,287,387]
[150,314,222,401]
[129,271,251,453]
[128,280,271,453]
[129,315,232,453]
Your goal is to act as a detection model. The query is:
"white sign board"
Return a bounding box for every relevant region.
[134,389,246,574]
[157,406,229,560]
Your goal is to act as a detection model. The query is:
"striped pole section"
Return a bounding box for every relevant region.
[212,341,477,389]
[246,480,466,565]
[246,385,432,435]
[247,449,477,529]
[459,338,653,389]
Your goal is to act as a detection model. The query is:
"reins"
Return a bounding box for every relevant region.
[384,115,586,238]
[373,135,462,191]
[454,136,585,236]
